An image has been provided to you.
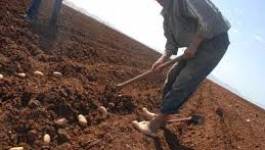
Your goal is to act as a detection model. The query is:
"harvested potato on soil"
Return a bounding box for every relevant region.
[9,147,24,150]
[43,134,51,144]
[78,114,87,126]
[0,73,3,79]
[53,71,63,77]
[99,106,108,117]
[57,129,71,142]
[99,106,107,113]
[142,107,157,119]
[54,118,68,127]
[34,70,44,76]
[17,73,26,78]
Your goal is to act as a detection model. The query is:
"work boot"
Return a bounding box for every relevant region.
[132,120,158,137]
[142,107,158,120]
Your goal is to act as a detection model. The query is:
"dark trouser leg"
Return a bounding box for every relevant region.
[162,60,186,98]
[26,0,42,19]
[49,0,63,25]
[160,33,230,115]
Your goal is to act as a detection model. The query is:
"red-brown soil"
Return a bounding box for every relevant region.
[0,0,264,149]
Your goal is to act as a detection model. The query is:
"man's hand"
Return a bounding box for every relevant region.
[152,53,171,72]
[184,46,197,59]
[184,33,204,59]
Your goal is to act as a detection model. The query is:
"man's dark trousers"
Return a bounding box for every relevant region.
[26,0,63,24]
[160,33,230,114]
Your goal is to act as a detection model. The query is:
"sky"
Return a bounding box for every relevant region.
[64,0,265,108]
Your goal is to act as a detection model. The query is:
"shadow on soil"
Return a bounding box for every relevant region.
[153,128,193,150]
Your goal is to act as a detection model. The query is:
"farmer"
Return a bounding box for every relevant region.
[25,0,63,25]
[133,0,231,137]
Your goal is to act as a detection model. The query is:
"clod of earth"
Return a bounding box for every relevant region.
[101,86,136,115]
[57,129,71,143]
[28,99,41,108]
[78,114,88,126]
[54,118,68,127]
[34,70,44,76]
[0,73,3,79]
[108,102,115,107]
[9,147,24,150]
[17,73,26,78]
[53,71,63,77]
[43,134,51,144]
[216,107,224,118]
[28,129,38,144]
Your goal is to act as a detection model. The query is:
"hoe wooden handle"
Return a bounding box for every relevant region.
[116,55,183,88]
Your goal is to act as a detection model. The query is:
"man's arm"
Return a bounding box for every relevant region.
[182,0,228,59]
[152,12,179,71]
[184,33,204,59]
[184,0,230,39]
[152,51,172,71]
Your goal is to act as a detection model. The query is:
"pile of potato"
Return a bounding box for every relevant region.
[5,69,113,149]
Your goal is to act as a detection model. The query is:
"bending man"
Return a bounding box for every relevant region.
[134,0,231,137]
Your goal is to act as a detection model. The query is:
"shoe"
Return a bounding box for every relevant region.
[142,107,158,120]
[132,120,158,138]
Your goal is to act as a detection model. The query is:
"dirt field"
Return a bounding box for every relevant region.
[0,0,265,149]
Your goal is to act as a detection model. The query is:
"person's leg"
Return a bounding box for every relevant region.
[141,61,186,120]
[49,0,63,25]
[162,60,187,98]
[149,33,230,133]
[134,61,189,136]
[26,0,42,20]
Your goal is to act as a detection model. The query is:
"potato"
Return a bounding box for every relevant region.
[99,106,107,113]
[142,107,156,117]
[99,106,108,117]
[53,71,63,77]
[17,73,26,78]
[78,114,87,126]
[9,147,24,150]
[0,73,3,79]
[142,107,157,119]
[34,70,44,76]
[43,134,51,144]
[54,118,68,126]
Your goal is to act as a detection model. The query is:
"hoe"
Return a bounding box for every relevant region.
[117,55,204,125]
